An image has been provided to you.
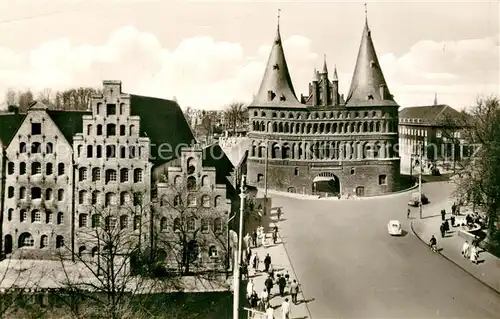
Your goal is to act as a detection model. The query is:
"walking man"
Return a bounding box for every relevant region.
[252,230,257,247]
[278,274,287,297]
[277,207,282,221]
[281,298,291,319]
[441,209,446,221]
[264,253,272,272]
[273,225,278,244]
[462,240,470,258]
[290,280,299,304]
[253,252,260,271]
[264,275,274,296]
[407,208,411,219]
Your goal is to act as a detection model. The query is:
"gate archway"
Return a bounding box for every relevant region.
[312,172,340,195]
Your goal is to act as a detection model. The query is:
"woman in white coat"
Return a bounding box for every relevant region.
[246,279,254,300]
[470,244,478,264]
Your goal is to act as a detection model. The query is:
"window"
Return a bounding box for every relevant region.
[46,211,53,224]
[105,216,117,230]
[120,125,126,135]
[20,210,27,222]
[45,188,52,200]
[129,125,135,136]
[350,167,355,175]
[7,208,13,221]
[133,169,143,183]
[187,218,196,232]
[79,190,87,204]
[20,142,26,153]
[201,175,209,187]
[97,125,103,135]
[213,218,222,233]
[133,216,141,231]
[133,192,142,206]
[187,194,196,207]
[106,145,116,158]
[31,187,41,199]
[202,195,210,207]
[105,192,116,207]
[120,146,126,158]
[46,142,53,153]
[40,235,48,249]
[174,195,181,207]
[92,214,101,228]
[105,170,117,184]
[79,214,87,227]
[92,168,100,181]
[160,217,167,232]
[56,236,64,248]
[201,219,209,233]
[32,162,41,175]
[87,124,92,135]
[436,130,442,138]
[58,163,65,175]
[257,174,263,182]
[187,176,196,190]
[57,212,64,224]
[214,195,222,208]
[7,186,14,198]
[173,218,181,232]
[79,167,88,181]
[92,191,100,205]
[46,163,53,175]
[294,167,299,176]
[31,123,41,135]
[31,210,41,223]
[87,145,93,158]
[209,245,218,257]
[106,104,116,115]
[31,142,41,153]
[79,246,86,257]
[7,162,14,174]
[20,162,26,175]
[96,145,102,158]
[379,174,387,185]
[58,189,64,201]
[106,124,116,137]
[19,233,34,247]
[19,187,26,199]
[120,215,129,229]
[91,247,98,258]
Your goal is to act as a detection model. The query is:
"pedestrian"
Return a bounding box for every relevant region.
[244,233,251,249]
[265,304,274,319]
[290,280,299,304]
[277,207,282,221]
[444,219,450,232]
[250,290,259,308]
[441,209,446,221]
[278,273,287,297]
[264,253,272,272]
[462,240,470,258]
[265,275,274,296]
[450,215,455,227]
[273,225,278,244]
[252,230,257,247]
[284,270,290,285]
[241,262,249,280]
[470,244,478,264]
[407,208,411,219]
[440,224,445,238]
[281,298,291,319]
[246,279,254,300]
[268,263,275,280]
[253,252,260,271]
[260,288,269,310]
[246,247,252,265]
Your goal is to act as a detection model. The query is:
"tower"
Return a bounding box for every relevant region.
[332,65,339,106]
[320,54,329,106]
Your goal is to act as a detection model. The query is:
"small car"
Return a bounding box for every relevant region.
[387,220,402,236]
[408,192,429,207]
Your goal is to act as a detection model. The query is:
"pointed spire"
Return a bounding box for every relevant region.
[322,54,328,74]
[346,12,397,106]
[433,92,438,105]
[332,65,338,81]
[313,67,318,81]
[250,12,301,107]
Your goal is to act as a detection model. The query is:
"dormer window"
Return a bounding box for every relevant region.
[280,94,286,101]
[370,60,376,68]
[367,94,374,100]
[268,90,275,101]
[273,64,279,70]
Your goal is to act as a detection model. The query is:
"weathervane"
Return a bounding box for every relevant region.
[277,8,281,25]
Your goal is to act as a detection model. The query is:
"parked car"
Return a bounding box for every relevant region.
[431,168,441,176]
[387,220,402,236]
[408,192,429,207]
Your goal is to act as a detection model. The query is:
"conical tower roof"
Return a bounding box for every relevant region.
[346,20,397,106]
[249,23,302,108]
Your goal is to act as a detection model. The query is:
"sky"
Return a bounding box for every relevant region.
[0,0,498,111]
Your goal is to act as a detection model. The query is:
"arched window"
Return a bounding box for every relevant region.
[97,124,103,135]
[209,245,218,257]
[20,142,26,153]
[187,158,195,174]
[46,142,53,154]
[46,163,53,175]
[96,145,102,158]
[174,195,181,207]
[213,218,222,233]
[58,163,65,175]
[106,169,117,184]
[187,176,196,190]
[120,168,128,182]
[56,236,64,248]
[40,235,48,248]
[201,218,209,233]
[7,186,14,198]
[214,195,222,207]
[105,216,117,230]
[105,192,116,207]
[77,145,82,157]
[78,246,86,257]
[31,210,41,223]
[160,217,167,232]
[201,175,209,187]
[106,145,116,158]
[202,195,210,207]
[92,168,100,181]
[120,125,126,136]
[187,217,196,232]
[20,162,26,175]
[87,124,92,135]
[120,215,129,229]
[92,214,101,228]
[18,233,34,247]
[31,162,41,175]
[45,188,52,200]
[58,189,64,201]
[79,190,87,205]
[20,209,27,222]
[91,247,98,258]
[7,208,13,221]
[79,214,88,227]
[31,142,41,153]
[133,216,141,231]
[120,146,126,158]
[57,212,64,224]
[79,167,88,181]
[19,187,26,199]
[133,169,143,183]
[120,103,126,114]
[173,218,181,232]
[129,125,135,136]
[120,192,129,206]
[187,194,196,207]
[46,211,53,224]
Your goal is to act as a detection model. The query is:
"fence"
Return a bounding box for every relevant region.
[243,307,266,319]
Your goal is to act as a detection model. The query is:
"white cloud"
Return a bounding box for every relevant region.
[0,26,497,110]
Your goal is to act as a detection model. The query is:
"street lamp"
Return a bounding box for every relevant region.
[417,142,423,219]
[233,174,247,319]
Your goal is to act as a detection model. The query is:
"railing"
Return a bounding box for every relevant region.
[243,307,266,319]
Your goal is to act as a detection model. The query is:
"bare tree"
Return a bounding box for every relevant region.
[17,90,34,113]
[5,89,16,106]
[224,102,247,135]
[54,88,102,110]
[37,88,53,106]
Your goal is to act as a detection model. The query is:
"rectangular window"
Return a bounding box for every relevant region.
[87,145,93,158]
[31,123,41,135]
[46,163,53,175]
[106,170,117,184]
[106,104,116,115]
[378,174,387,185]
[31,187,41,199]
[133,192,142,206]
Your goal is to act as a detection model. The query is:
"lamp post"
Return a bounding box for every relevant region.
[264,140,269,215]
[233,174,246,319]
[418,142,423,219]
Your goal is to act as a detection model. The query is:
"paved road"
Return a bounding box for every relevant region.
[273,181,500,318]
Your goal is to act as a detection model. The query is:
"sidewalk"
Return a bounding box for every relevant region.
[411,203,500,293]
[241,207,311,319]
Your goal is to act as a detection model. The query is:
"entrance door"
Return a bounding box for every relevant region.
[4,235,12,255]
[313,173,340,196]
[356,186,365,197]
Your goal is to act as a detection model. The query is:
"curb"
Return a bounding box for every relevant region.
[410,220,500,294]
[277,231,313,319]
